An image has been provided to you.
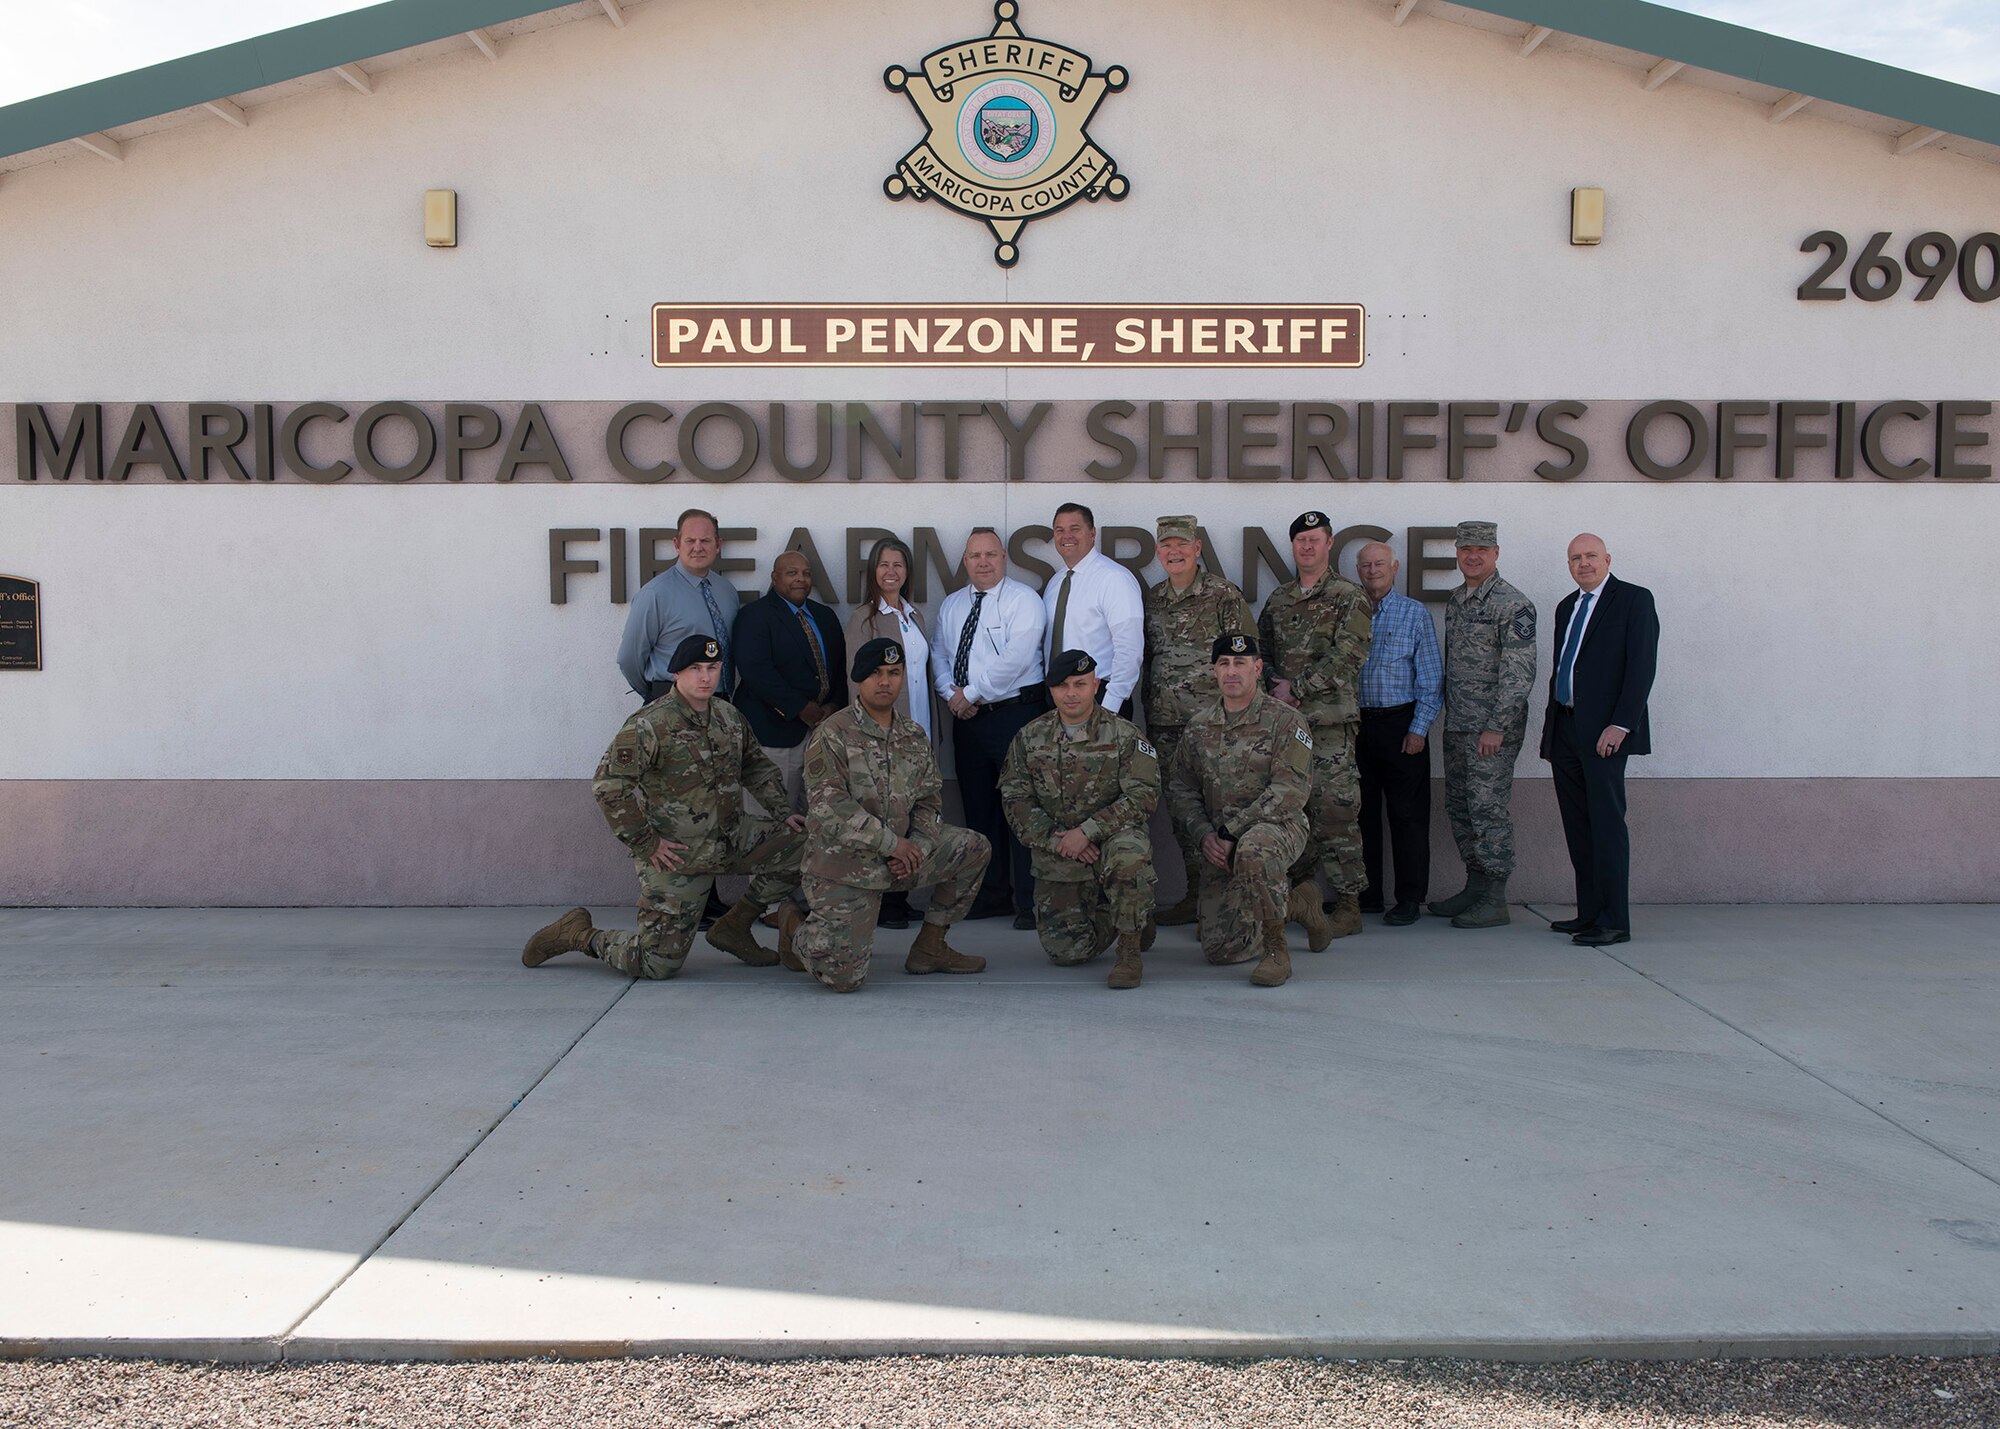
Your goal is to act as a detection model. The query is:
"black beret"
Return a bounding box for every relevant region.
[851,637,906,681]
[1045,648,1099,685]
[667,634,724,674]
[1211,632,1259,661]
[1289,511,1330,540]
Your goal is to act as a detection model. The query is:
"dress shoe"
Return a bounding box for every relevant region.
[877,891,913,930]
[1549,915,1597,935]
[699,887,728,931]
[1572,927,1631,947]
[1383,901,1420,926]
[964,891,1015,921]
[1012,911,1037,931]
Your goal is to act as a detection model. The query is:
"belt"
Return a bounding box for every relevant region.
[1360,701,1416,718]
[983,686,1045,710]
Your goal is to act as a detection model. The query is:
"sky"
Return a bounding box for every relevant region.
[0,0,1996,108]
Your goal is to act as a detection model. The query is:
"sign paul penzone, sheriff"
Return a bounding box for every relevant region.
[883,1,1129,267]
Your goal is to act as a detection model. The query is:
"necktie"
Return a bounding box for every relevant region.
[953,589,986,689]
[1049,569,1073,660]
[1555,591,1592,707]
[795,607,829,703]
[699,577,732,692]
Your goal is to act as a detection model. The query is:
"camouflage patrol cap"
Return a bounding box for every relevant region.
[1455,520,1499,548]
[1289,511,1330,539]
[850,637,905,681]
[667,634,724,673]
[1045,649,1099,685]
[1211,632,1260,661]
[1156,515,1200,542]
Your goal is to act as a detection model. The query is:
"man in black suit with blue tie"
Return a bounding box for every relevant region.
[732,550,848,817]
[1539,534,1658,946]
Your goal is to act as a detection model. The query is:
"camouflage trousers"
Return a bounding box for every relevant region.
[1288,720,1364,895]
[1150,725,1198,859]
[589,817,804,979]
[1034,830,1157,966]
[794,826,990,992]
[1198,817,1309,965]
[1442,729,1523,877]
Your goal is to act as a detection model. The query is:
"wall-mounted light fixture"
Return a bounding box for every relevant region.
[1571,186,1605,246]
[424,189,457,247]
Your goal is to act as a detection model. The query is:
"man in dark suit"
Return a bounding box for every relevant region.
[1540,533,1658,947]
[732,550,848,817]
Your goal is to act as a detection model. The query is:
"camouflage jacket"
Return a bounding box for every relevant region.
[1142,570,1254,729]
[1165,690,1313,848]
[1443,573,1538,735]
[802,701,946,888]
[1257,571,1373,729]
[998,706,1162,883]
[592,689,788,869]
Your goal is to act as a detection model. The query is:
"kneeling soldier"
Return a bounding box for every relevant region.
[1165,633,1314,986]
[521,634,805,977]
[999,649,1162,989]
[790,638,991,992]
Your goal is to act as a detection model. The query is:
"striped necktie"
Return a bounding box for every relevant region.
[699,577,732,692]
[953,590,985,689]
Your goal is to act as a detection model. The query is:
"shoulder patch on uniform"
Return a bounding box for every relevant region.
[1511,609,1537,641]
[1136,739,1156,759]
[1294,726,1314,750]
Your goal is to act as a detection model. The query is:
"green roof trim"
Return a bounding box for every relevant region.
[2,0,1999,164]
[0,0,571,161]
[1476,0,2000,145]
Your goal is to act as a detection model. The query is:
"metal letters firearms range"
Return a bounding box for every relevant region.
[8,399,1994,485]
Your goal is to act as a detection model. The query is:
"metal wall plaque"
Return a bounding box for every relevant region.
[0,575,41,670]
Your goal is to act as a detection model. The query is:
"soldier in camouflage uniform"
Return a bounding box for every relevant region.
[999,649,1161,990]
[1258,510,1374,948]
[1164,633,1314,987]
[1141,514,1254,927]
[788,638,990,992]
[1429,520,1538,929]
[520,634,805,978]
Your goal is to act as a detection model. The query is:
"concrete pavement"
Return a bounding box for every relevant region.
[1,904,1996,1361]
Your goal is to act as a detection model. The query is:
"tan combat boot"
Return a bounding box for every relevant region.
[1153,854,1203,926]
[904,920,986,974]
[1107,929,1144,990]
[1250,918,1292,987]
[521,907,595,967]
[705,896,780,966]
[776,904,806,972]
[1325,892,1363,940]
[1285,882,1334,953]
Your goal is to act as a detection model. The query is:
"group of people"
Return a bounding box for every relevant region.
[522,503,1660,992]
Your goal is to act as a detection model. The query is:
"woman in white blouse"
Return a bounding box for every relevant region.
[841,535,934,928]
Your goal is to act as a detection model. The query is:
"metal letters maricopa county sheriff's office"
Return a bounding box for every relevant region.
[883,1,1129,268]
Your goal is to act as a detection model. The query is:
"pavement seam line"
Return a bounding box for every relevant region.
[1579,932,2000,1196]
[272,976,638,1355]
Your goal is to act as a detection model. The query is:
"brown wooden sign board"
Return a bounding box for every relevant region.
[652,303,1364,368]
[0,575,39,671]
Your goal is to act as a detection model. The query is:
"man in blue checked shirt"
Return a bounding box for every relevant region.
[1354,541,1444,926]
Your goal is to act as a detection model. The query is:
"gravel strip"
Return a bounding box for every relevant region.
[2,1355,1995,1429]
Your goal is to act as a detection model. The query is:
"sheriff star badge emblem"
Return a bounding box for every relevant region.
[883,2,1129,267]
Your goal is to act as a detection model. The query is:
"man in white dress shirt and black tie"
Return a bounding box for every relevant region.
[1041,503,1145,718]
[934,528,1049,930]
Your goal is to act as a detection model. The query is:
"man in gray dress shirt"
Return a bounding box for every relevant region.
[617,509,737,703]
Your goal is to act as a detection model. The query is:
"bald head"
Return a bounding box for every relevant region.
[1356,541,1399,600]
[770,550,812,604]
[1567,533,1610,593]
